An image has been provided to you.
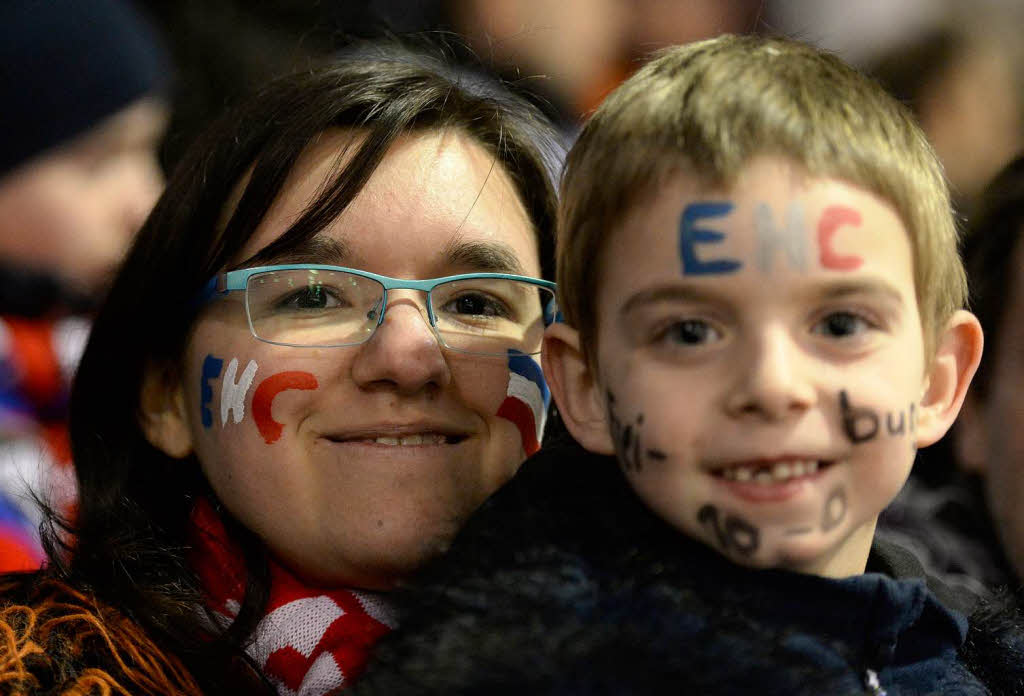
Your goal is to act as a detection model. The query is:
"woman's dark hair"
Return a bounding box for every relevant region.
[52,45,559,691]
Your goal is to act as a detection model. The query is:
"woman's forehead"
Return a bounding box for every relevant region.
[234,128,540,275]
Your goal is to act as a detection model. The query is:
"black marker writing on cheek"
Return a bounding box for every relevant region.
[697,504,760,557]
[605,390,667,472]
[839,390,916,448]
[839,390,878,443]
[821,486,847,532]
[909,402,917,452]
[885,411,905,435]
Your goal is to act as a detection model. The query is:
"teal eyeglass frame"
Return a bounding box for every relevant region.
[198,263,559,351]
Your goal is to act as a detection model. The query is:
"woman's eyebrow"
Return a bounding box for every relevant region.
[441,237,526,275]
[256,235,356,267]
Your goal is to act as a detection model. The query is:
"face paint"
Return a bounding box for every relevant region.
[606,390,666,473]
[839,390,917,448]
[754,201,807,273]
[821,486,847,531]
[496,351,549,456]
[679,200,866,276]
[200,354,224,429]
[679,201,742,275]
[252,371,319,444]
[221,358,258,426]
[697,504,760,557]
[817,205,863,270]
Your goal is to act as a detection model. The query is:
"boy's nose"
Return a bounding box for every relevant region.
[349,294,451,394]
[725,328,816,421]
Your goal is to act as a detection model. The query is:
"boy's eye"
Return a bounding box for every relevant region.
[812,311,871,338]
[658,319,721,346]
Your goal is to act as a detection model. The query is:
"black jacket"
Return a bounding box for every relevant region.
[356,440,1024,695]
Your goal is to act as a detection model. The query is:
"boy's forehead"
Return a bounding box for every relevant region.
[600,156,917,299]
[613,156,904,239]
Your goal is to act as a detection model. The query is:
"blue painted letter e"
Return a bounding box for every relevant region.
[679,202,741,275]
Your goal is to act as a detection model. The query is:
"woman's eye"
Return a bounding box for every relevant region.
[659,319,720,345]
[813,311,871,338]
[281,285,342,310]
[442,293,510,319]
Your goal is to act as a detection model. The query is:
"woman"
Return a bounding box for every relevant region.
[0,49,559,694]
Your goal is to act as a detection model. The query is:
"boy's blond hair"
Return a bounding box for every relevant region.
[558,34,964,359]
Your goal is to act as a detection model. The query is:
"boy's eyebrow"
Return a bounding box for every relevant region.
[812,279,906,305]
[621,285,719,315]
[440,236,526,275]
[620,278,908,315]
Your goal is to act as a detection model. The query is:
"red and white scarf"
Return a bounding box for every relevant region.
[189,499,395,695]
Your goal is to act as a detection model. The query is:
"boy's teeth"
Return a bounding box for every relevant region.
[372,434,445,446]
[719,460,821,484]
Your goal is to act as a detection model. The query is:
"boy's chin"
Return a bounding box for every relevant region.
[702,531,863,578]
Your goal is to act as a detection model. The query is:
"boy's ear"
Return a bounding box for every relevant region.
[915,310,984,449]
[542,323,616,455]
[138,361,194,459]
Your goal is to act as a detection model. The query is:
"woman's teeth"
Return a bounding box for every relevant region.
[720,460,820,483]
[369,434,449,446]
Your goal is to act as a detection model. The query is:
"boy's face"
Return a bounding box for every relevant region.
[555,156,971,576]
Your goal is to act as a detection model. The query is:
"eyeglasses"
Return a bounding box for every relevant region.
[200,264,558,356]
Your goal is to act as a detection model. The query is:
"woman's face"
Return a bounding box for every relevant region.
[158,129,543,588]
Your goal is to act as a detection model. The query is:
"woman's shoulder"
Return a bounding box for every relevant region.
[0,571,205,695]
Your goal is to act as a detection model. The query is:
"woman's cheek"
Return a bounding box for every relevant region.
[451,353,551,458]
[190,350,320,448]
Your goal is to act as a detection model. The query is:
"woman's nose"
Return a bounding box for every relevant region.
[349,295,451,394]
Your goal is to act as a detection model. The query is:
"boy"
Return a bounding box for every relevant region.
[356,36,1021,695]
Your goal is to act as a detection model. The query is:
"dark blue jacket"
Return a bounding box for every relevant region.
[357,440,1024,695]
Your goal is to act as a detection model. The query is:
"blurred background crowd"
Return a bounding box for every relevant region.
[1,0,1023,595]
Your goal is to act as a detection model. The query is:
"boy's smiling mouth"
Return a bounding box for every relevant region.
[709,458,836,484]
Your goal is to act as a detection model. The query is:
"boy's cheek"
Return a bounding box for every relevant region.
[600,382,919,566]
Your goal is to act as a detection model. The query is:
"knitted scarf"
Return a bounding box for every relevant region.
[189,499,395,695]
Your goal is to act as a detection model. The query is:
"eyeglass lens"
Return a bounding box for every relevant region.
[244,269,554,355]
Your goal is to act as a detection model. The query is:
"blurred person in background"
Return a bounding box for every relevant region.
[868,11,1024,215]
[876,156,1024,603]
[0,0,169,570]
[948,155,1024,594]
[440,0,762,131]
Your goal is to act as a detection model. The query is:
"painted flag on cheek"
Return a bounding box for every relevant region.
[497,350,550,456]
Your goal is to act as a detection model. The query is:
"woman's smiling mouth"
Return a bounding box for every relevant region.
[338,433,467,446]
[322,424,471,447]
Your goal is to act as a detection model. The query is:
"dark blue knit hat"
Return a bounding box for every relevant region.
[0,0,170,176]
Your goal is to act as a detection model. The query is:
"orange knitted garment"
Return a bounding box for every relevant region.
[0,576,203,695]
